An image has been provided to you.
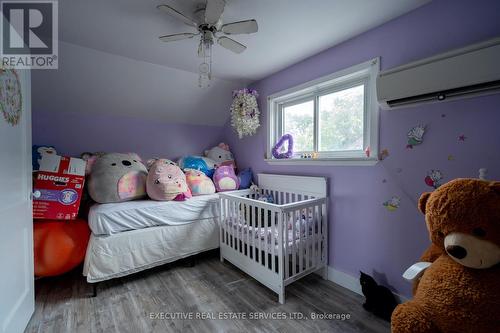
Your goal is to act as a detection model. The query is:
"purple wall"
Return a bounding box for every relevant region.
[224,0,500,297]
[33,111,224,161]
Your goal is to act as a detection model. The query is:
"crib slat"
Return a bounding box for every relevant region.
[251,203,256,262]
[258,205,262,265]
[271,211,276,273]
[322,203,327,264]
[226,198,230,246]
[314,204,318,269]
[223,198,227,245]
[228,199,232,248]
[277,211,284,288]
[264,205,269,268]
[233,202,240,251]
[291,210,296,276]
[284,212,289,279]
[305,206,310,270]
[245,203,250,256]
[235,201,240,252]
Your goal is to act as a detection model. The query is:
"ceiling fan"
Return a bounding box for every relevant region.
[157,0,258,87]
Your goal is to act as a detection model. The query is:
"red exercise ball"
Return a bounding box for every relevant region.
[34,219,91,277]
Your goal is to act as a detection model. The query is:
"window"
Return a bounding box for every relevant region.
[267,58,380,165]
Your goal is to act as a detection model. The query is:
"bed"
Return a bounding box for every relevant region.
[83,194,220,284]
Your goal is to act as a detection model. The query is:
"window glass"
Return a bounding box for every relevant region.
[318,84,364,152]
[283,100,314,152]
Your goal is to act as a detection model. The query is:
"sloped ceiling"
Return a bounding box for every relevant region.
[32,42,242,126]
[32,0,430,126]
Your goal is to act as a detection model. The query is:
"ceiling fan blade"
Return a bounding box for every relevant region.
[217,36,246,54]
[159,33,197,42]
[221,19,258,35]
[205,0,225,25]
[157,5,198,28]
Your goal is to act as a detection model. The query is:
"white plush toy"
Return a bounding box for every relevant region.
[204,142,236,169]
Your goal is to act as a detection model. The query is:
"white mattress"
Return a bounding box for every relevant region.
[88,194,220,235]
[83,218,219,282]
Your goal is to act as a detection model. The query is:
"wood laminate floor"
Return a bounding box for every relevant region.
[26,251,390,333]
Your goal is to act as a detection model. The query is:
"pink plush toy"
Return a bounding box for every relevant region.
[213,165,239,192]
[146,159,192,201]
[185,169,216,196]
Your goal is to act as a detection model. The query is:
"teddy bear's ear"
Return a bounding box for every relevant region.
[489,181,500,195]
[204,150,209,157]
[418,192,432,214]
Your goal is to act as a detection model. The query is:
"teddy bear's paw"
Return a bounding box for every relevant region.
[391,302,439,333]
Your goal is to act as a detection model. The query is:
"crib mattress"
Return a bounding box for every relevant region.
[88,194,219,235]
[224,215,319,253]
[83,218,219,282]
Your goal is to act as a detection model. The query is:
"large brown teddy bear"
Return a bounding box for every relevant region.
[391,178,500,333]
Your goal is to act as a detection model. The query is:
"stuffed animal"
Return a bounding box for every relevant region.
[86,153,148,203]
[391,178,500,333]
[32,145,57,170]
[147,159,192,201]
[185,168,215,196]
[237,167,253,189]
[204,142,236,169]
[178,155,217,177]
[213,165,239,192]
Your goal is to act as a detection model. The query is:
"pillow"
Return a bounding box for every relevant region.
[185,169,216,196]
[213,166,239,192]
[204,142,236,169]
[146,159,192,201]
[86,153,147,203]
[178,155,217,178]
[237,168,253,189]
[32,145,57,171]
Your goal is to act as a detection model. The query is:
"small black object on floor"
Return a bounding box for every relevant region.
[360,271,399,321]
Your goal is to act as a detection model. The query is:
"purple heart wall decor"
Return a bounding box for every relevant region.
[272,134,294,159]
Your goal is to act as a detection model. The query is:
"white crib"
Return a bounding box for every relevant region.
[219,174,328,304]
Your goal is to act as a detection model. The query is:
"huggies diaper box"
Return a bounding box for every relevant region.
[33,154,86,220]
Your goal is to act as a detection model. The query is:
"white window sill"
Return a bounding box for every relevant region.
[264,158,379,166]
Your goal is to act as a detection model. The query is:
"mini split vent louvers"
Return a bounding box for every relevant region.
[377,37,500,109]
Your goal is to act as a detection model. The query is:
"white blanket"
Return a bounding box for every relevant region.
[88,194,219,235]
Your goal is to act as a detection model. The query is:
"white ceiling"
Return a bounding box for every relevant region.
[59,0,431,81]
[33,0,430,126]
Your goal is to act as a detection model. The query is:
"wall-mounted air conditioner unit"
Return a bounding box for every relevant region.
[377,37,500,109]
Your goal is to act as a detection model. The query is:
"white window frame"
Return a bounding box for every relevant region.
[266,57,380,166]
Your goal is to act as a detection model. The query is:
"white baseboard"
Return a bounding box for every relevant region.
[326,266,363,296]
[325,266,409,303]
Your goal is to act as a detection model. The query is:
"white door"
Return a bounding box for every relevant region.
[0,68,34,333]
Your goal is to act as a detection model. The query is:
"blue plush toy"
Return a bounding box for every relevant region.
[237,168,253,189]
[177,155,217,178]
[32,145,57,171]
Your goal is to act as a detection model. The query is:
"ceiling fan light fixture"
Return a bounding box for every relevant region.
[198,32,213,88]
[157,0,258,87]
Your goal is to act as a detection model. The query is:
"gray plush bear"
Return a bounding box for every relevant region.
[86,153,148,203]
